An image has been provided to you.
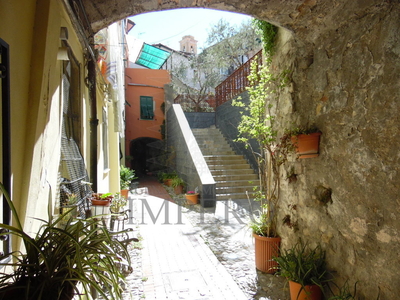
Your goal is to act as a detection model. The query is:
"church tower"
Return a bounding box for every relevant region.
[179,35,198,55]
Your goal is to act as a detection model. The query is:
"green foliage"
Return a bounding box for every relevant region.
[170,52,221,112]
[120,165,137,190]
[0,182,131,300]
[206,18,262,70]
[252,19,278,63]
[171,18,263,112]
[273,240,329,289]
[328,281,357,300]
[285,124,320,136]
[171,176,185,188]
[110,193,127,213]
[248,209,273,236]
[159,171,177,181]
[233,59,293,237]
[65,193,78,205]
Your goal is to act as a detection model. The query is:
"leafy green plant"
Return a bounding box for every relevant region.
[171,176,185,188]
[0,182,131,300]
[110,193,127,213]
[161,172,177,181]
[65,193,78,205]
[328,281,380,300]
[285,124,320,137]
[100,192,113,199]
[120,165,137,190]
[273,240,329,292]
[233,59,293,237]
[328,281,357,300]
[252,19,278,63]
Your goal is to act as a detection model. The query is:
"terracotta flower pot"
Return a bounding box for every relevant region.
[289,281,322,300]
[253,233,281,273]
[91,199,111,206]
[291,132,321,158]
[164,179,172,186]
[174,185,183,195]
[185,193,199,205]
[120,189,129,199]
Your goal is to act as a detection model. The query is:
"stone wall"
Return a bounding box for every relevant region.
[216,92,259,173]
[214,5,399,297]
[269,8,400,299]
[184,112,216,129]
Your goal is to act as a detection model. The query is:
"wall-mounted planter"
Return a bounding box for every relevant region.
[291,132,321,158]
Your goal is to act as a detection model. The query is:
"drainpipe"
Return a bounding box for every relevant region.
[0,39,11,254]
[88,55,98,192]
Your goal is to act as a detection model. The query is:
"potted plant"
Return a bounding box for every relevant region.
[110,192,127,214]
[160,171,177,187]
[233,59,293,273]
[61,192,79,219]
[171,176,185,195]
[91,192,113,206]
[0,183,131,300]
[273,240,329,300]
[328,281,357,300]
[120,165,137,198]
[185,190,199,205]
[288,125,321,159]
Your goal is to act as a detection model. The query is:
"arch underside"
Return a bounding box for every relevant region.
[72,0,386,41]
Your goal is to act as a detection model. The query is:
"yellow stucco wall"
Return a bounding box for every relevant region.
[0,0,121,251]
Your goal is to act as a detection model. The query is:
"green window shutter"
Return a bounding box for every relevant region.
[140,96,154,120]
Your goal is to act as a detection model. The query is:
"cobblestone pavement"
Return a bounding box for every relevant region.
[120,182,289,300]
[174,198,289,300]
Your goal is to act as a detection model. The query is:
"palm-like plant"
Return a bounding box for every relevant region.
[120,165,137,190]
[273,240,329,290]
[0,183,131,300]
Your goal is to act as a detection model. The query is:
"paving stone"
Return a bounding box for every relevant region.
[118,179,289,300]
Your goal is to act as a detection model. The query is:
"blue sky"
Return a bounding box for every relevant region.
[128,8,253,51]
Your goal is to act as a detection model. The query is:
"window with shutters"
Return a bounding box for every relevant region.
[140,96,154,120]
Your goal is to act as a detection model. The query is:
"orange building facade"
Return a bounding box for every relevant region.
[124,68,171,176]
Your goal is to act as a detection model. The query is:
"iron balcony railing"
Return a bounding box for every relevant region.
[215,50,263,107]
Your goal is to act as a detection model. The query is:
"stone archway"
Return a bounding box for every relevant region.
[64,1,400,298]
[67,0,387,43]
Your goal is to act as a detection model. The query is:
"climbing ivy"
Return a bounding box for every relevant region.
[252,19,278,63]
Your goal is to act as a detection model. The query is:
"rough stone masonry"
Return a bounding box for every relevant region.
[73,0,400,298]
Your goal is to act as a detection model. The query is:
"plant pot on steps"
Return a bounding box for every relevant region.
[289,281,322,300]
[174,185,183,195]
[185,193,199,205]
[253,233,281,273]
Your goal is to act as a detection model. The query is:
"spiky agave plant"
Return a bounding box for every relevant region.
[0,182,131,300]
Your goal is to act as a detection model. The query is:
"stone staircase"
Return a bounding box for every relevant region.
[192,127,258,201]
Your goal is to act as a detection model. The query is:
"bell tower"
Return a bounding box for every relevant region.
[179,35,198,55]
